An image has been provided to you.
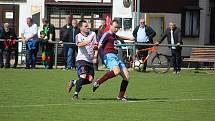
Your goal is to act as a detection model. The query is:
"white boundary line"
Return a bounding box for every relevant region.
[1,98,215,108]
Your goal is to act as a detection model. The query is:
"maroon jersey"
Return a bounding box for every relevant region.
[98,32,119,54]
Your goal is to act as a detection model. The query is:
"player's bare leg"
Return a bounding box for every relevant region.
[93,66,120,92]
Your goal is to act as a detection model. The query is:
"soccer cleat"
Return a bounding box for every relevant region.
[67,80,75,93]
[25,66,30,69]
[62,68,68,71]
[92,81,100,92]
[70,67,76,70]
[117,96,127,101]
[72,94,79,100]
[173,71,177,74]
[176,70,181,74]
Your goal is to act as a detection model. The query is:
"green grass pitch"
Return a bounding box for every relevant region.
[0,69,215,121]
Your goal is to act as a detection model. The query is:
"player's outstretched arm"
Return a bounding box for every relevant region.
[118,35,134,41]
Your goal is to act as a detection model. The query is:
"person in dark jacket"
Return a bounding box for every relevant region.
[1,23,18,68]
[132,18,156,72]
[0,25,4,68]
[97,19,107,40]
[60,16,80,70]
[155,22,183,74]
[97,19,107,70]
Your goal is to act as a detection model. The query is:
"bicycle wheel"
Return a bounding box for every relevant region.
[151,54,170,73]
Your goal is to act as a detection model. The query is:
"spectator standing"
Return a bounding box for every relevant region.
[0,25,4,68]
[96,19,107,70]
[21,17,38,69]
[156,22,183,74]
[1,23,18,68]
[60,16,79,70]
[97,19,107,40]
[132,18,156,72]
[40,18,55,69]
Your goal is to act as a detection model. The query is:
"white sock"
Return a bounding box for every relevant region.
[74,92,78,95]
[73,80,77,85]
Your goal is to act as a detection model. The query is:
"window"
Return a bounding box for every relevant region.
[123,18,132,31]
[183,10,200,37]
[47,6,112,38]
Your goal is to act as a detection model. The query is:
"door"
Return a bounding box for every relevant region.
[210,8,215,44]
[0,4,19,34]
[148,17,164,41]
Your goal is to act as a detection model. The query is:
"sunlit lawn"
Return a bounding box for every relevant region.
[0,68,215,121]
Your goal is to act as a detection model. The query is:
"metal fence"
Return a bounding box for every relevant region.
[1,38,215,69]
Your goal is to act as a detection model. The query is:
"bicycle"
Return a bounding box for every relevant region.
[125,46,171,73]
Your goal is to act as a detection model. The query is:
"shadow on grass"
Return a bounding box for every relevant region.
[82,97,169,102]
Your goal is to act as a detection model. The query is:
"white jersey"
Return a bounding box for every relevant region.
[76,31,97,63]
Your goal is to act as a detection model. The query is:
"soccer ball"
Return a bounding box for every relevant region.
[133,60,143,71]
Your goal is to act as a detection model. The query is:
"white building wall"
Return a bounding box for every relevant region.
[112,0,133,37]
[19,2,31,37]
[20,0,45,36]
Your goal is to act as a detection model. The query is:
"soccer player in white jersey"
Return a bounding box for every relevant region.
[67,20,98,100]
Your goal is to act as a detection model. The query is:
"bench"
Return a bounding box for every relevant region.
[183,48,215,71]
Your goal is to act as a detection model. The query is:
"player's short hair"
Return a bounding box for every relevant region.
[78,20,87,27]
[110,20,118,25]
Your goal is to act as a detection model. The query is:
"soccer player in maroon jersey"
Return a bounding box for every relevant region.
[93,20,134,101]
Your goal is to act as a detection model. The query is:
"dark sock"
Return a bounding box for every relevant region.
[97,71,116,84]
[82,79,92,85]
[75,78,85,93]
[118,80,128,98]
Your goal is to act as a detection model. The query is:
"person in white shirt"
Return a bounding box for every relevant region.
[133,18,156,72]
[67,20,98,100]
[21,17,38,69]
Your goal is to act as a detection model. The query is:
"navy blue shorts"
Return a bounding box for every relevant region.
[77,60,94,79]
